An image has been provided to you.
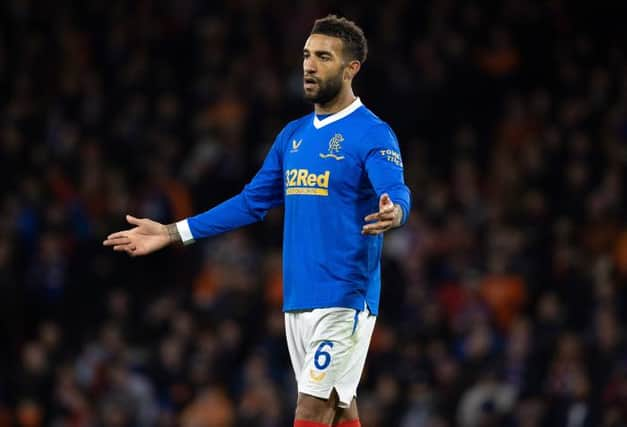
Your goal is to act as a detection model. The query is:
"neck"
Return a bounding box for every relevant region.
[315,87,357,115]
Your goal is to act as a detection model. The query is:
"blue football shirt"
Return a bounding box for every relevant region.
[177,98,411,315]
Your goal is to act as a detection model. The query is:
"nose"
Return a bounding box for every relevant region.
[304,57,316,75]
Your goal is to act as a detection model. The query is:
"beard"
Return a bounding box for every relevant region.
[303,71,343,105]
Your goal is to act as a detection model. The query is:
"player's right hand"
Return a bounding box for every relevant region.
[102,214,170,256]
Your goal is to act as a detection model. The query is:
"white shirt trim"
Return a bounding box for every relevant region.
[313,97,363,129]
[176,219,195,245]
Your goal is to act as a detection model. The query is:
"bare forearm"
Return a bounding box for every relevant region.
[165,223,182,244]
[392,204,404,228]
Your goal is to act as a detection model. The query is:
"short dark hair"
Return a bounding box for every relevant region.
[310,15,368,64]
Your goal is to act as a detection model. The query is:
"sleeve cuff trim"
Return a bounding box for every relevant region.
[176,220,195,245]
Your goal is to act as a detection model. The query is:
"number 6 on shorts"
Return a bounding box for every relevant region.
[314,340,334,370]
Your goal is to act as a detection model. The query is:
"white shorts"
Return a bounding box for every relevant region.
[285,305,376,408]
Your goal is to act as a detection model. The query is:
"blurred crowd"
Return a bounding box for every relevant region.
[2,0,627,426]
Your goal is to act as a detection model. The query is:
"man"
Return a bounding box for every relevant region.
[103,15,411,427]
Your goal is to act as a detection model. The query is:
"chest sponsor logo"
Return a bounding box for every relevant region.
[285,169,330,196]
[320,133,345,160]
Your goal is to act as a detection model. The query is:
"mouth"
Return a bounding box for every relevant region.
[304,76,318,89]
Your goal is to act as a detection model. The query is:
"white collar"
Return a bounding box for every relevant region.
[313,97,363,129]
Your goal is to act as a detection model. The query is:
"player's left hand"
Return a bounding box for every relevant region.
[362,193,403,235]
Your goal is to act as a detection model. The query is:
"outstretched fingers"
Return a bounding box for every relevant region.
[109,241,138,257]
[364,212,379,222]
[103,215,150,256]
[102,232,132,246]
[362,219,394,235]
[364,208,395,223]
[126,214,143,225]
[113,244,135,252]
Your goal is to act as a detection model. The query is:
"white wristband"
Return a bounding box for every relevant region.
[176,220,195,245]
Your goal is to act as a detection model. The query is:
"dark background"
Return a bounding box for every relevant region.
[2,0,627,426]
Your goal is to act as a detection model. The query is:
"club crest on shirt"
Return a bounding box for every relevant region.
[291,139,303,153]
[320,133,345,160]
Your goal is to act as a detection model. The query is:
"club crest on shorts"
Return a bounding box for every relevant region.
[309,369,326,382]
[320,133,345,160]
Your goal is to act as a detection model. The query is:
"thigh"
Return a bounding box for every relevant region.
[295,391,339,424]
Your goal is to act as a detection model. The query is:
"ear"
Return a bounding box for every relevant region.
[344,60,361,81]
